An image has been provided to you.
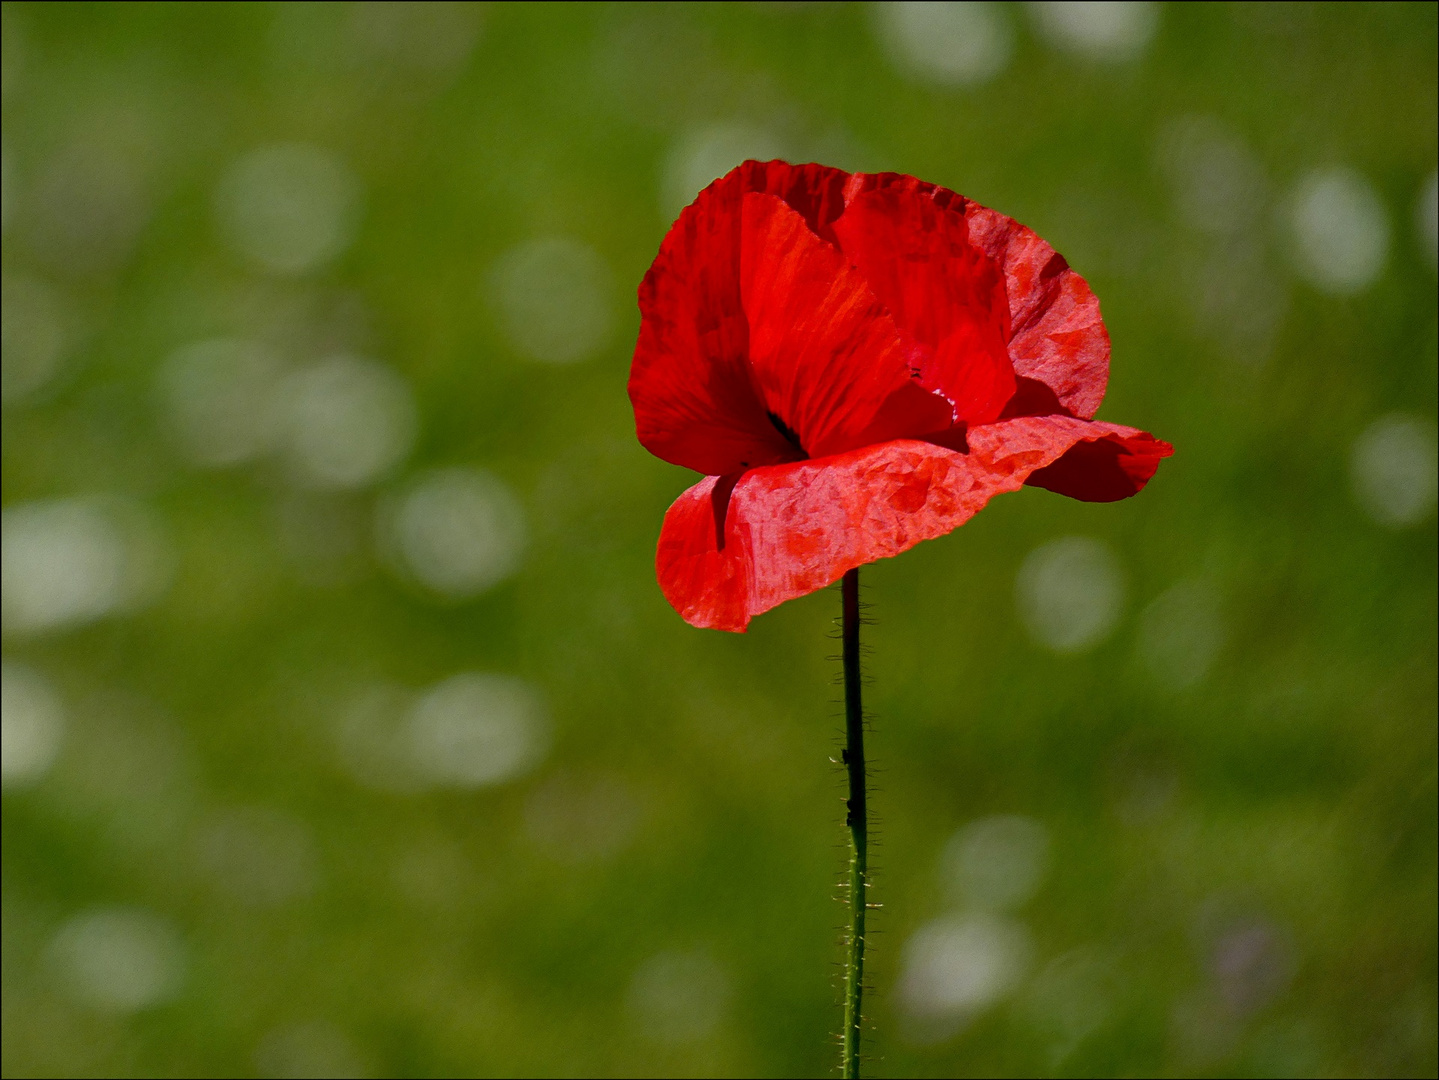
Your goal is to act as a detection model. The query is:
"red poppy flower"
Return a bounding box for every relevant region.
[630,161,1173,632]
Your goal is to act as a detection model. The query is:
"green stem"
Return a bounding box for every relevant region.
[841,567,868,1079]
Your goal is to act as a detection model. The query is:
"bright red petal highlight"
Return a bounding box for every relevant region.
[739,193,952,458]
[831,181,1016,426]
[657,417,1172,631]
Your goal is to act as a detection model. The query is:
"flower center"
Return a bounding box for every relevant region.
[767,411,807,457]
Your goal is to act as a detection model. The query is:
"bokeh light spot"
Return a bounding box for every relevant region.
[346,1,482,76]
[661,123,788,222]
[1030,1,1158,63]
[873,1,1013,87]
[1137,581,1225,689]
[277,355,417,489]
[385,467,526,599]
[942,815,1051,911]
[491,237,615,365]
[1016,537,1125,653]
[47,907,185,1013]
[1,272,69,403]
[1350,413,1438,528]
[406,673,549,789]
[159,338,284,467]
[1,660,65,789]
[1157,116,1267,236]
[1208,916,1295,1017]
[334,681,423,794]
[254,1020,369,1080]
[627,949,731,1044]
[1,498,171,637]
[1020,947,1118,1065]
[1417,169,1438,270]
[1288,167,1388,294]
[215,144,361,276]
[898,913,1032,1038]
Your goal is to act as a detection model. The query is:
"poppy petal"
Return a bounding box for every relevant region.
[954,414,1172,501]
[830,170,1107,422]
[656,417,1171,631]
[1017,420,1172,501]
[738,192,953,458]
[630,189,795,476]
[966,207,1110,420]
[734,159,852,244]
[631,160,1116,472]
[831,182,1017,426]
[629,161,858,475]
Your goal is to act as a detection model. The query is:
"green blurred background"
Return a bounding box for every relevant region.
[2,3,1435,1077]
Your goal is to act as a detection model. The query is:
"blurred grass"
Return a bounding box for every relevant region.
[2,2,1436,1078]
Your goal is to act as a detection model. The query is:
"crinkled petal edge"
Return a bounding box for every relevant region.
[656,417,1173,631]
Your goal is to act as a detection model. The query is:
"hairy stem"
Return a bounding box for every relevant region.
[841,567,868,1079]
